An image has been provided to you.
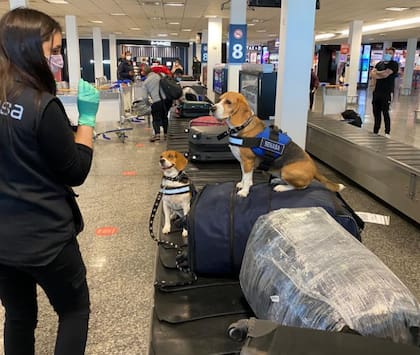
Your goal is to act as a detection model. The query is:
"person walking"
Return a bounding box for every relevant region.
[192,56,201,81]
[142,65,172,142]
[370,47,399,137]
[0,8,99,355]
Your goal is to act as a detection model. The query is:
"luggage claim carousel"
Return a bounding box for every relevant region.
[148,113,420,355]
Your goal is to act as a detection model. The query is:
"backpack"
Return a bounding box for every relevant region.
[341,109,362,128]
[159,74,183,101]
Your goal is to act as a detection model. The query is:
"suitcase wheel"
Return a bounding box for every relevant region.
[227,320,249,342]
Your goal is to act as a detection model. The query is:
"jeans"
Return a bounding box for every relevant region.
[0,240,90,355]
[151,99,172,135]
[372,91,392,134]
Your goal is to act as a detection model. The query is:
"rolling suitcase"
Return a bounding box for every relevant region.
[177,101,211,118]
[189,116,226,127]
[188,125,235,162]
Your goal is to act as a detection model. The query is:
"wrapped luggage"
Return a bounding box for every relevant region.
[239,207,420,345]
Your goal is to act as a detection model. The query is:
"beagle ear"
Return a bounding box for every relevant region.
[174,151,188,171]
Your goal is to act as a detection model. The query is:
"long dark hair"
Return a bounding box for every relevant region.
[0,8,61,100]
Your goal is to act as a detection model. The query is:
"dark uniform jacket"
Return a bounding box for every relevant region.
[0,86,92,266]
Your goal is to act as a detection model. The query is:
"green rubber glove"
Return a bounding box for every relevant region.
[77,79,99,127]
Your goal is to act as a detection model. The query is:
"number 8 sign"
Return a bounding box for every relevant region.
[228,24,247,64]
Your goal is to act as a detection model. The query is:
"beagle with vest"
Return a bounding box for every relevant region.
[159,150,193,237]
[211,92,344,197]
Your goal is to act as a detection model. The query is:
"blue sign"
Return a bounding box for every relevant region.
[228,24,247,64]
[201,43,208,63]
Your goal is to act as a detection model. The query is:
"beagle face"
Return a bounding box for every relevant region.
[211,92,250,121]
[159,150,188,174]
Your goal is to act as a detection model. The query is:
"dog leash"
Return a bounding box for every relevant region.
[148,174,198,288]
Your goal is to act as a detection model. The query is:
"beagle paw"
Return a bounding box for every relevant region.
[237,189,250,198]
[162,225,171,234]
[182,229,188,237]
[236,181,244,189]
[273,184,295,192]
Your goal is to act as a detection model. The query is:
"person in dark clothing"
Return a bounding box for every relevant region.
[117,51,134,81]
[192,56,201,81]
[371,47,399,137]
[309,68,320,110]
[0,8,99,355]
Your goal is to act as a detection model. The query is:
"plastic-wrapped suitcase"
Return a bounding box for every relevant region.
[239,207,420,346]
[188,125,235,161]
[177,101,211,118]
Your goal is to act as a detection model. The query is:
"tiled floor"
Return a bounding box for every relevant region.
[0,87,419,354]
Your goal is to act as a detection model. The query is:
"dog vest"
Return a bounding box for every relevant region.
[228,127,291,171]
[160,171,195,195]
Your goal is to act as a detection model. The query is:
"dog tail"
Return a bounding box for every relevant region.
[314,171,345,192]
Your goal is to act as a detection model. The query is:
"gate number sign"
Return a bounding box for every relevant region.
[229,24,247,64]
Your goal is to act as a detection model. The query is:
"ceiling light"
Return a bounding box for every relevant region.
[142,1,161,5]
[170,32,179,35]
[181,28,192,31]
[130,27,141,30]
[268,34,277,37]
[168,22,180,25]
[90,20,103,24]
[165,2,184,6]
[385,7,409,12]
[315,33,336,40]
[151,17,162,20]
[248,23,255,26]
[111,13,127,16]
[114,32,123,35]
[256,29,266,33]
[44,0,69,3]
[363,16,420,33]
[157,33,168,37]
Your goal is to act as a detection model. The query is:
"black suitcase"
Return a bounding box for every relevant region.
[228,318,420,355]
[188,126,235,162]
[177,101,211,118]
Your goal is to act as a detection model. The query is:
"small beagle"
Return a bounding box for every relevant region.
[211,92,344,197]
[159,150,192,238]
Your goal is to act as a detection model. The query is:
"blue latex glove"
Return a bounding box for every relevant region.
[77,79,99,127]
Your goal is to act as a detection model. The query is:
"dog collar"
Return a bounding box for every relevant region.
[160,185,191,195]
[163,171,189,183]
[217,114,255,140]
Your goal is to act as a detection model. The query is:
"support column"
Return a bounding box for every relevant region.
[274,0,316,148]
[401,38,417,96]
[227,0,247,92]
[347,20,363,104]
[65,15,81,89]
[383,41,392,50]
[92,27,104,80]
[109,34,117,83]
[207,19,222,103]
[188,41,194,76]
[9,0,28,8]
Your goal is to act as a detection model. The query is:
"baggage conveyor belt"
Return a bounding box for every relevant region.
[306,114,420,223]
[149,116,420,355]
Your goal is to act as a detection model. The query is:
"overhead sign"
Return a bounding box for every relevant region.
[151,41,171,46]
[201,43,208,63]
[228,24,247,64]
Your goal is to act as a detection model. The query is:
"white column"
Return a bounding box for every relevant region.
[347,20,363,104]
[227,0,247,92]
[383,41,392,50]
[401,38,417,96]
[207,18,222,103]
[274,0,316,148]
[188,41,194,76]
[65,15,81,89]
[9,0,28,8]
[92,27,104,80]
[109,34,117,83]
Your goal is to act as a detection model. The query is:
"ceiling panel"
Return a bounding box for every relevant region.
[0,0,418,43]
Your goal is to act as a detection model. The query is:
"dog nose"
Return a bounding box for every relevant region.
[159,159,165,164]
[210,105,217,112]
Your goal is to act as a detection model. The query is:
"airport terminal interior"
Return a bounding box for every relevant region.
[1,0,420,355]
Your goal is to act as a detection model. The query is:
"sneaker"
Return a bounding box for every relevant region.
[385,134,390,138]
[149,135,160,142]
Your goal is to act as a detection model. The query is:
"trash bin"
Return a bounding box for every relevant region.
[321,83,348,115]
